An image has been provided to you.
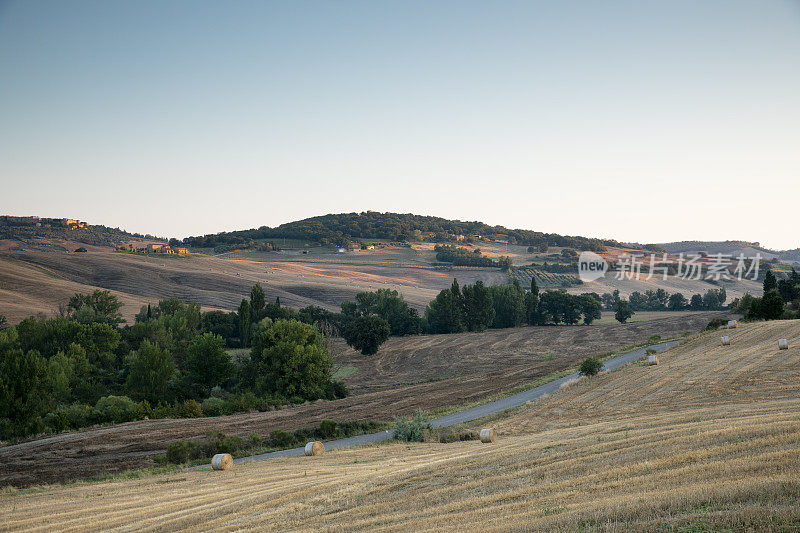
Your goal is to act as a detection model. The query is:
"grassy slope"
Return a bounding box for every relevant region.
[4,320,799,531]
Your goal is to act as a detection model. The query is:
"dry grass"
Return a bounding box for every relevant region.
[3,320,799,531]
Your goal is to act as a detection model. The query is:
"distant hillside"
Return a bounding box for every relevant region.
[180,212,656,253]
[658,240,780,260]
[777,248,800,263]
[0,215,164,251]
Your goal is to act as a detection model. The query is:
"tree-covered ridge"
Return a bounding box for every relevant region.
[180,212,622,251]
[0,215,165,248]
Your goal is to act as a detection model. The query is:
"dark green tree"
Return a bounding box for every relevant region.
[525,277,540,325]
[238,299,251,348]
[759,291,785,320]
[489,282,526,328]
[67,290,124,326]
[350,289,421,336]
[424,288,465,334]
[0,330,51,439]
[125,339,174,404]
[579,294,602,325]
[184,333,234,392]
[763,270,777,293]
[614,300,633,323]
[668,293,687,310]
[462,281,495,332]
[250,283,266,322]
[248,320,337,400]
[342,315,391,355]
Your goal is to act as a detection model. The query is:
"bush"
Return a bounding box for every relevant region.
[269,429,295,448]
[394,411,431,442]
[704,317,727,331]
[95,395,138,424]
[166,441,193,464]
[150,402,173,419]
[183,399,203,418]
[319,419,337,439]
[578,357,603,377]
[201,397,229,417]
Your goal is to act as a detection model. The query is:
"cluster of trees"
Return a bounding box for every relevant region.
[597,288,728,312]
[434,245,511,269]
[180,212,622,251]
[423,278,604,334]
[738,269,800,321]
[0,290,347,440]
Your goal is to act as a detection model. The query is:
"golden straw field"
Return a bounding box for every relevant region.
[2,321,799,532]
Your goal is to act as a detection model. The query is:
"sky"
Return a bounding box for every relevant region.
[1,1,799,249]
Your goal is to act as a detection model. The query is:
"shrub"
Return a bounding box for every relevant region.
[150,402,173,419]
[269,429,295,448]
[646,348,657,356]
[201,397,229,417]
[95,395,138,424]
[704,317,727,331]
[578,357,603,377]
[180,400,203,418]
[44,410,69,433]
[648,334,662,343]
[166,441,193,464]
[394,411,431,442]
[319,419,337,439]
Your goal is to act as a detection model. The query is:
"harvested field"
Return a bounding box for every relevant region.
[330,311,719,394]
[0,250,505,323]
[0,312,720,488]
[3,321,798,531]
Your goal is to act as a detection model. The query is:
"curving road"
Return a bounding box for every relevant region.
[212,340,681,467]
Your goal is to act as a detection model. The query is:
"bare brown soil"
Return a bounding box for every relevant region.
[0,311,721,488]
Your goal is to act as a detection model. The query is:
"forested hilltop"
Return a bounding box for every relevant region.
[0,215,165,249]
[180,212,637,251]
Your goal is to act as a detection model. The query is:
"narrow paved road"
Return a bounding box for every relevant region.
[225,340,681,466]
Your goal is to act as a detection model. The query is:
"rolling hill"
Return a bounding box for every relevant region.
[4,320,798,531]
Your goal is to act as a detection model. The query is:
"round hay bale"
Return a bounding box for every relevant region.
[778,339,789,350]
[479,428,497,443]
[721,336,731,346]
[304,441,324,456]
[647,354,659,365]
[211,453,233,471]
[728,320,738,329]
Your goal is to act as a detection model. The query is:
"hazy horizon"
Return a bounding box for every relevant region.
[2,1,799,248]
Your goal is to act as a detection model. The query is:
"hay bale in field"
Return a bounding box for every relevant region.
[304,441,324,456]
[721,336,731,346]
[479,428,497,443]
[211,453,233,471]
[647,354,659,365]
[778,339,789,350]
[728,320,738,329]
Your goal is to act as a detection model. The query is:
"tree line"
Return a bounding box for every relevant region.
[594,287,728,312]
[737,269,800,320]
[0,289,347,440]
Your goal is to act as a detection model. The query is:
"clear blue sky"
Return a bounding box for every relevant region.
[1,1,799,248]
